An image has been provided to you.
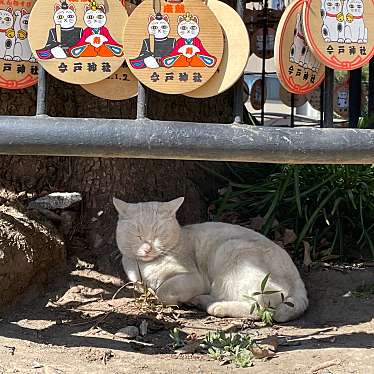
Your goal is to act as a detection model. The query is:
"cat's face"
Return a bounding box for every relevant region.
[20,10,29,31]
[324,0,342,13]
[148,15,170,39]
[54,5,77,29]
[0,8,14,29]
[177,15,199,40]
[114,197,184,262]
[347,0,364,16]
[84,6,107,29]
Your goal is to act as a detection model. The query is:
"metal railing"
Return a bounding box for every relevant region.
[0,0,373,163]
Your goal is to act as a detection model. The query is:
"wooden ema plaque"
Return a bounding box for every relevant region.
[250,78,266,110]
[0,0,38,89]
[306,86,321,111]
[123,0,224,95]
[251,27,275,59]
[185,0,250,98]
[81,61,137,99]
[333,80,349,118]
[275,0,325,94]
[303,0,374,70]
[28,0,127,85]
[279,85,307,107]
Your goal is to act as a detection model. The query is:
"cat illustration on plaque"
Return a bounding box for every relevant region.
[129,13,175,69]
[344,0,368,43]
[36,0,83,60]
[162,13,217,68]
[70,1,123,58]
[0,7,16,61]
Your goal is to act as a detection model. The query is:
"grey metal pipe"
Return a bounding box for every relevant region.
[0,116,373,163]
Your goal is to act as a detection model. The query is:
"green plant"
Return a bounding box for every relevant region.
[243,273,294,326]
[169,327,184,348]
[210,163,374,261]
[201,331,254,368]
[352,282,374,299]
[358,115,374,129]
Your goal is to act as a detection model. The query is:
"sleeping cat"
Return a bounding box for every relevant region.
[114,197,308,322]
[0,8,15,61]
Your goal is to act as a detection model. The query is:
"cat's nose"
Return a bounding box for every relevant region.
[139,242,152,254]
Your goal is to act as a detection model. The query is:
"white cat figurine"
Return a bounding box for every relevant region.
[0,8,15,61]
[114,197,308,322]
[13,9,35,62]
[344,0,367,43]
[320,0,345,43]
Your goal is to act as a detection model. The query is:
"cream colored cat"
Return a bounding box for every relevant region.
[114,197,308,322]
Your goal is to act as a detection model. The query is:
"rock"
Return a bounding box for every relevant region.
[139,320,148,336]
[115,326,139,339]
[0,205,66,312]
[28,192,82,210]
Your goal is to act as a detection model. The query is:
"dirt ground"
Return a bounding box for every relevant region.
[0,262,373,374]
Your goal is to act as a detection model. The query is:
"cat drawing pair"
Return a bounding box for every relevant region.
[114,197,308,322]
[129,12,217,69]
[36,0,122,60]
[0,7,35,62]
[320,0,368,44]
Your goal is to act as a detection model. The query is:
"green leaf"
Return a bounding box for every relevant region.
[263,290,280,295]
[261,273,271,293]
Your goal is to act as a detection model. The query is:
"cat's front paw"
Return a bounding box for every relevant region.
[12,56,21,61]
[207,302,228,317]
[4,55,12,61]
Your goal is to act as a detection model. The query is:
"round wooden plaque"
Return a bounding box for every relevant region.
[275,0,325,94]
[279,85,307,107]
[123,0,224,95]
[0,1,38,89]
[250,78,266,110]
[303,0,374,70]
[306,87,321,111]
[333,80,349,118]
[28,0,127,85]
[251,27,275,59]
[81,62,137,99]
[185,0,250,98]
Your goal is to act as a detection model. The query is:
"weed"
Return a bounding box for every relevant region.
[201,331,254,368]
[243,273,294,326]
[209,163,374,261]
[169,327,184,348]
[352,282,374,299]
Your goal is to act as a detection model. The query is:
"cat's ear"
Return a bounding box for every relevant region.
[54,4,61,12]
[21,9,28,16]
[148,15,155,23]
[69,5,75,11]
[98,4,106,13]
[177,15,184,24]
[162,14,169,23]
[161,197,184,216]
[113,197,128,216]
[85,4,91,12]
[6,7,12,13]
[192,15,199,24]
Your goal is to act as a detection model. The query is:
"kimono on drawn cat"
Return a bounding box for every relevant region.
[114,197,308,322]
[0,7,15,61]
[70,1,123,58]
[162,12,216,68]
[129,13,175,69]
[36,0,83,60]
